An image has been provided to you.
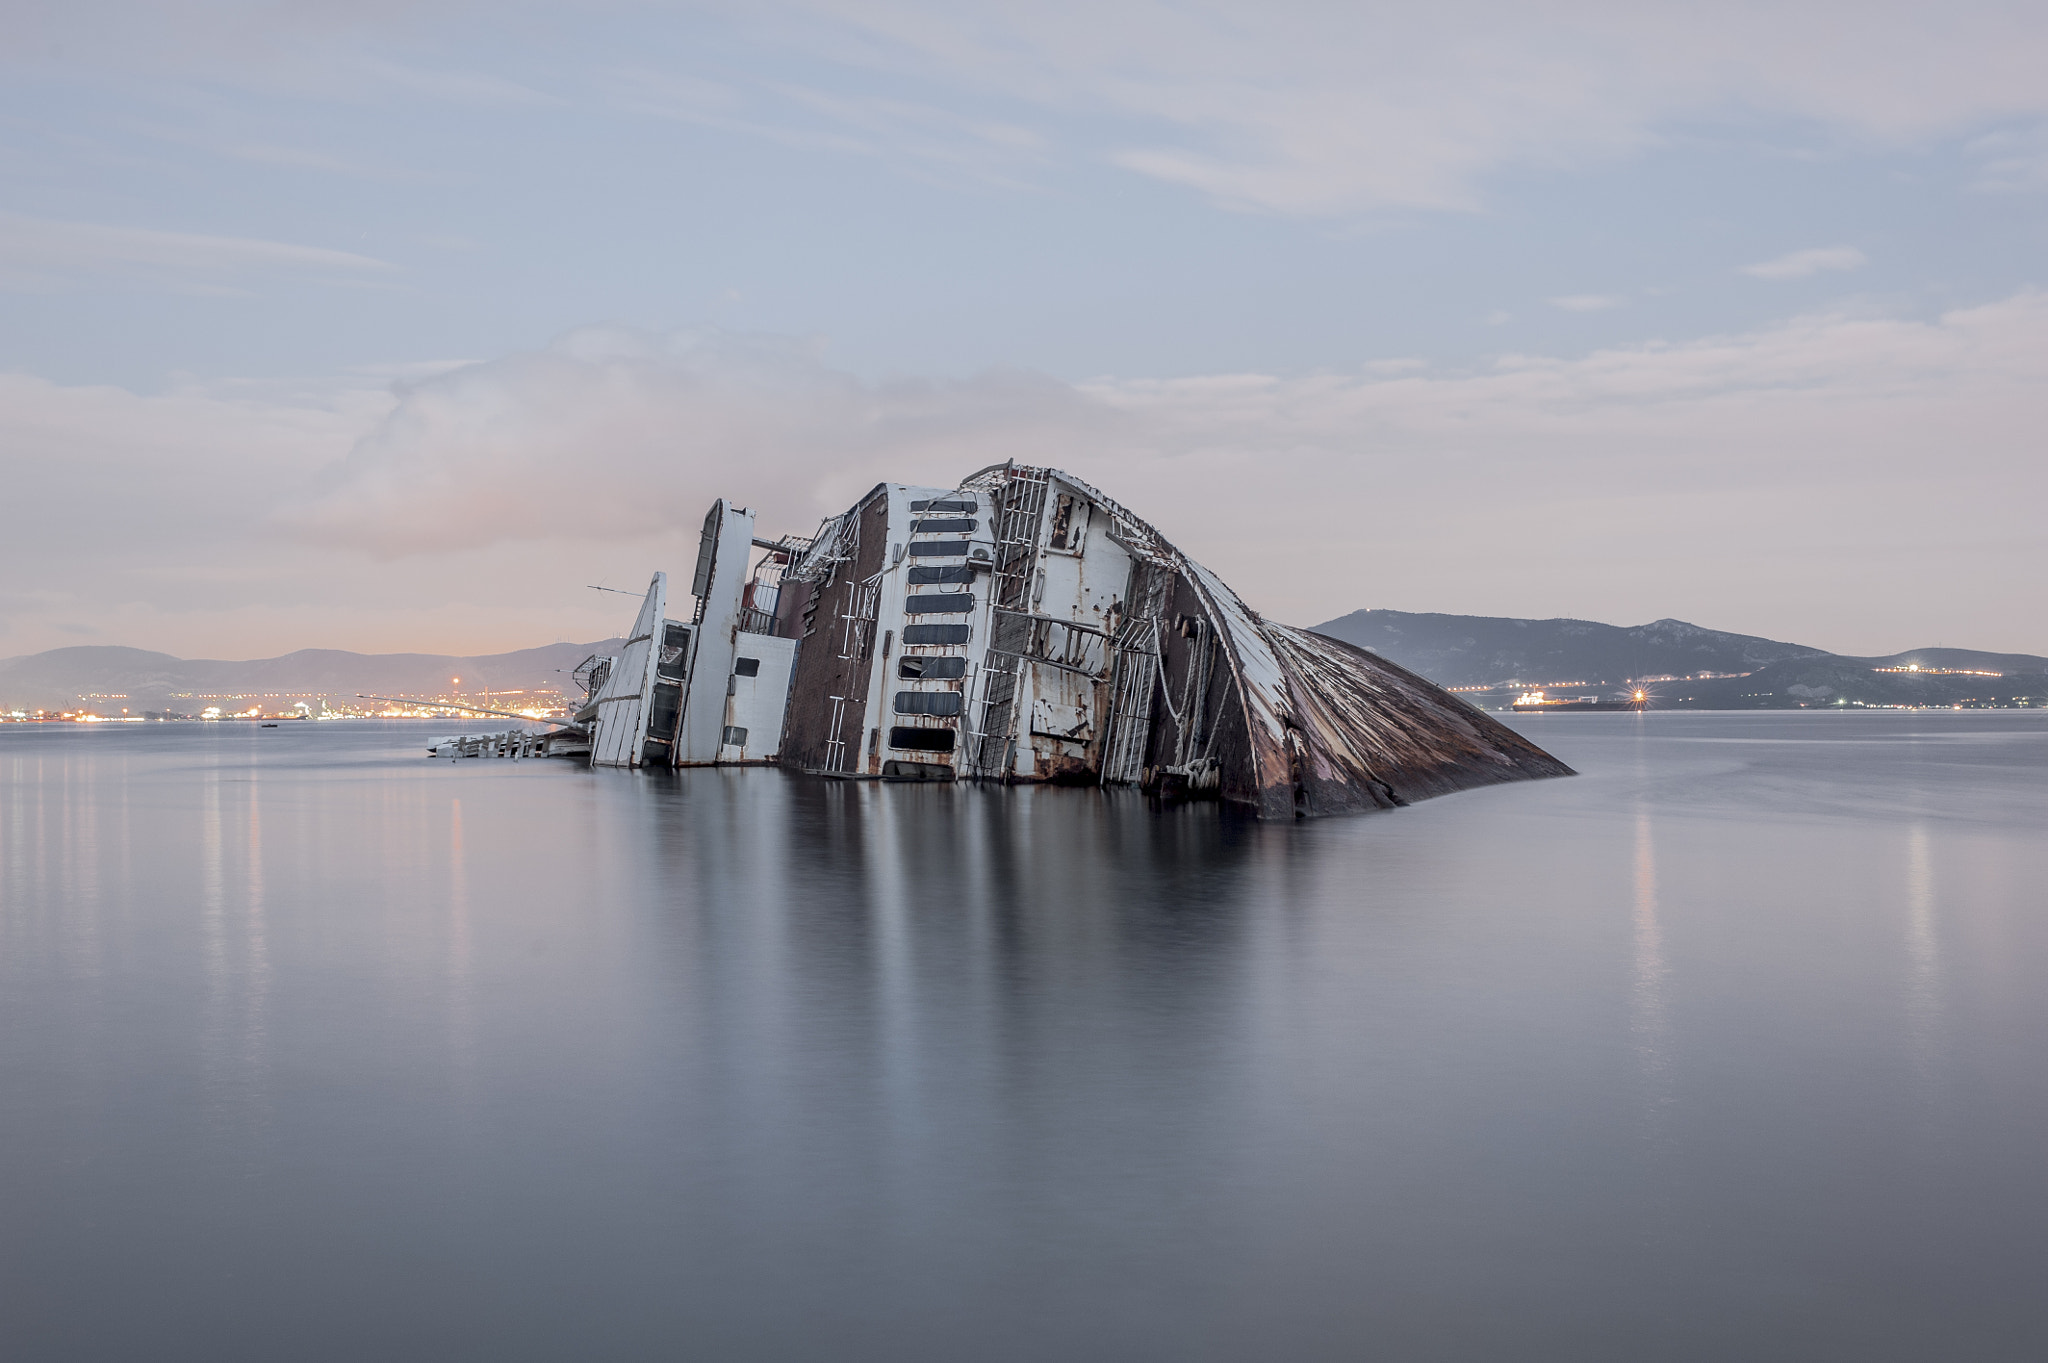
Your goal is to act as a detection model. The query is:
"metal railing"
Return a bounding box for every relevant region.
[969,467,1050,776]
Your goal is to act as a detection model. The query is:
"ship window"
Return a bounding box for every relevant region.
[733,657,761,677]
[907,564,974,585]
[656,621,691,682]
[882,760,955,780]
[911,518,976,535]
[646,681,682,741]
[903,592,974,614]
[905,540,971,558]
[910,499,977,513]
[1048,494,1076,550]
[899,656,968,680]
[903,624,970,646]
[895,690,964,716]
[890,726,957,752]
[721,726,748,747]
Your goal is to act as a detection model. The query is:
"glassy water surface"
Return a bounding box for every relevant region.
[3,713,2045,1360]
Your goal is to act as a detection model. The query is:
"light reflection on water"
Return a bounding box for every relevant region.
[1903,822,1945,1104]
[2,713,2046,1361]
[1631,806,1672,1134]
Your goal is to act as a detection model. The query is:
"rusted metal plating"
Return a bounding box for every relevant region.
[764,462,1569,817]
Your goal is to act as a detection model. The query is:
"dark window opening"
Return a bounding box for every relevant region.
[895,690,964,716]
[910,499,977,514]
[908,564,974,585]
[646,681,682,745]
[890,726,957,752]
[882,759,955,781]
[1048,493,1082,550]
[691,504,721,597]
[656,621,692,682]
[733,657,761,677]
[910,518,976,534]
[906,540,972,558]
[904,592,974,614]
[899,656,968,680]
[903,624,970,646]
[721,726,748,747]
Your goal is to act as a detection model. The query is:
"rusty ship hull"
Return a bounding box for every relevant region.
[756,463,1571,818]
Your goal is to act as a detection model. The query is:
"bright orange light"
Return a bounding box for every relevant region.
[1634,690,1645,701]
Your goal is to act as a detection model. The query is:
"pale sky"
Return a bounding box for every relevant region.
[4,0,2045,659]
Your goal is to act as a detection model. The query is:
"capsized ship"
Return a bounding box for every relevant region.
[547,462,1570,819]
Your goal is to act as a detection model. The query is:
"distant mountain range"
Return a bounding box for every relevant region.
[1308,611,2048,709]
[0,641,621,715]
[5,611,2044,716]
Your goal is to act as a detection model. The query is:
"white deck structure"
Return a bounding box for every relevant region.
[582,501,795,770]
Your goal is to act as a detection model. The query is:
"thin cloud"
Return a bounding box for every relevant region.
[1967,123,2048,190]
[279,324,1113,556]
[781,0,2048,214]
[1550,294,1628,312]
[615,69,1050,189]
[17,3,2048,217]
[0,210,394,291]
[221,142,439,183]
[6,293,2047,656]
[364,60,566,108]
[1740,246,1869,280]
[116,119,436,182]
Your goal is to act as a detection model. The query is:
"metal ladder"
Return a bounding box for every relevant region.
[968,465,1050,777]
[1097,560,1172,784]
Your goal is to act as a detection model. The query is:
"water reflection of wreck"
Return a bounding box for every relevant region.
[546,463,1569,818]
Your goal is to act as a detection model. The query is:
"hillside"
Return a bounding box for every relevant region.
[1307,611,2048,710]
[9,611,2044,716]
[1307,611,1832,688]
[0,641,622,714]
[1641,654,2048,710]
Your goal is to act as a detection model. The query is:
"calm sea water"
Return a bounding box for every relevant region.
[2,713,2045,1360]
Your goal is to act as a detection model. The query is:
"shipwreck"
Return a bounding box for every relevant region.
[454,463,1570,818]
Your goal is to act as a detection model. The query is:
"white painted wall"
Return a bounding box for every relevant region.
[721,634,797,762]
[676,501,757,765]
[590,573,666,768]
[875,483,985,774]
